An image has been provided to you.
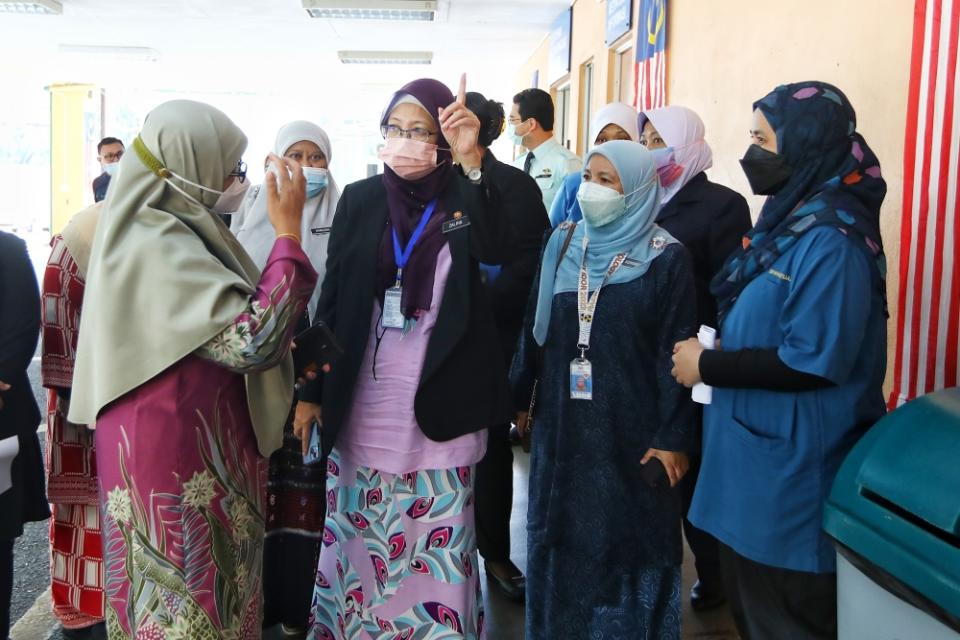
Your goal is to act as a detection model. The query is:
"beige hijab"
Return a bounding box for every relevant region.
[68,100,293,457]
[60,202,103,278]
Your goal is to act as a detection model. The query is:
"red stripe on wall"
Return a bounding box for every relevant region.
[891,0,929,406]
[906,0,942,401]
[925,2,959,388]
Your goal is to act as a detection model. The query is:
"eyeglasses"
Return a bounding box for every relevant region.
[100,150,123,162]
[381,124,437,143]
[229,160,248,184]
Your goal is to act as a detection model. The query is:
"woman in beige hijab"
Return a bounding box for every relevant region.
[68,100,318,639]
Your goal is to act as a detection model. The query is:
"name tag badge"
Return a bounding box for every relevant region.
[382,287,405,329]
[442,211,470,234]
[311,227,331,236]
[570,357,593,400]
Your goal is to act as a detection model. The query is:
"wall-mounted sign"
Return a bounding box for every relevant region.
[606,0,633,45]
[548,8,572,85]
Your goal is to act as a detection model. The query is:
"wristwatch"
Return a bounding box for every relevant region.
[465,166,483,184]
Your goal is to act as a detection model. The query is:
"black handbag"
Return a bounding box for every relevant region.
[521,222,578,453]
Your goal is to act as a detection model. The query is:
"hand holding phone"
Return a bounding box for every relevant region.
[292,321,343,379]
[303,421,322,465]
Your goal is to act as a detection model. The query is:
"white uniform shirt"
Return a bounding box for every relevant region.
[513,137,582,211]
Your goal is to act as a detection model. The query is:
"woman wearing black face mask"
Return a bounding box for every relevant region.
[671,82,888,639]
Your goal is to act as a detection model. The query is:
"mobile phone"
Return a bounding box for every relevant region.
[292,321,343,378]
[303,421,322,465]
[640,457,668,489]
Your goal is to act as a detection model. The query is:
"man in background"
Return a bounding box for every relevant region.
[91,137,124,203]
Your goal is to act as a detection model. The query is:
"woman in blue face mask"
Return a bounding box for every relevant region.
[230,119,341,636]
[511,140,697,639]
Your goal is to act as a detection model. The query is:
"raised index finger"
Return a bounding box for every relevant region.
[457,73,466,104]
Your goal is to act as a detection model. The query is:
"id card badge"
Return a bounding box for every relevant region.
[382,287,405,329]
[570,358,593,400]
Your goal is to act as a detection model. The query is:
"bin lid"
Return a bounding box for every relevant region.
[824,387,960,618]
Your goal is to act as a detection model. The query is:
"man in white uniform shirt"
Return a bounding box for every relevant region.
[508,89,582,211]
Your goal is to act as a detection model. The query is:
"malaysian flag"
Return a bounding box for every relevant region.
[633,0,667,110]
[890,0,960,407]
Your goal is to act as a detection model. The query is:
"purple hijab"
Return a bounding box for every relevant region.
[377,78,456,319]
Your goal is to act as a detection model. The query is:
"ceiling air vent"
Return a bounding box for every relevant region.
[303,0,437,21]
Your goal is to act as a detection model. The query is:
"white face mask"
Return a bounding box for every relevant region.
[211,177,250,214]
[576,181,627,227]
[103,162,120,177]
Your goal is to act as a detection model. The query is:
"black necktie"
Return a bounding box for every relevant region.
[523,151,536,175]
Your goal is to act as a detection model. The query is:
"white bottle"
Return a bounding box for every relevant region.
[692,325,716,405]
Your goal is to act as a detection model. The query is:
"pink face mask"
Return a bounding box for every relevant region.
[378,137,439,180]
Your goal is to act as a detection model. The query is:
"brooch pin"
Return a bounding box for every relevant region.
[649,235,668,251]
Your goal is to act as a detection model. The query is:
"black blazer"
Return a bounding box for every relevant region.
[300,155,516,455]
[92,172,111,203]
[482,152,550,364]
[0,231,50,538]
[656,172,752,330]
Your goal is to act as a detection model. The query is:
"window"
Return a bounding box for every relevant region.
[554,84,572,150]
[613,47,634,104]
[579,60,595,154]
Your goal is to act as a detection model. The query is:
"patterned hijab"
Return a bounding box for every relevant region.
[711,81,887,324]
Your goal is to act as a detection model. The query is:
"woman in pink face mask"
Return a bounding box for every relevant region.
[638,105,752,613]
[294,76,516,639]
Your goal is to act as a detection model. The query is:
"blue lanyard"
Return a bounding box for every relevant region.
[391,199,437,286]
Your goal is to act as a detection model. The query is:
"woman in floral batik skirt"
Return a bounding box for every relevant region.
[68,100,317,639]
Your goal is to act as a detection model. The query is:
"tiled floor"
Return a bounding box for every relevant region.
[480,450,740,640]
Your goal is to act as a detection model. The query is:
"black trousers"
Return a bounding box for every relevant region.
[718,543,838,640]
[474,422,514,563]
[1,538,13,640]
[680,452,723,589]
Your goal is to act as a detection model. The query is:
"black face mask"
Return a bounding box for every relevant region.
[740,144,792,195]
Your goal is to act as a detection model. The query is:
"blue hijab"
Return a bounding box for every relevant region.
[533,140,677,345]
[711,81,887,324]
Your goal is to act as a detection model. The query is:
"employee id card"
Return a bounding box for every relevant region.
[383,287,405,329]
[570,358,593,400]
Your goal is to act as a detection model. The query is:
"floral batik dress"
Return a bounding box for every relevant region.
[94,238,316,639]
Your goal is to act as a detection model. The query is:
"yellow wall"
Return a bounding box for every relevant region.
[49,83,100,235]
[516,0,914,389]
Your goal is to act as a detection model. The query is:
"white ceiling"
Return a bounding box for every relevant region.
[0,0,571,92]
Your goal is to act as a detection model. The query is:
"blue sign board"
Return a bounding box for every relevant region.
[548,8,572,84]
[605,0,633,45]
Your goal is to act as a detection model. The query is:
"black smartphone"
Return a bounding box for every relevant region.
[640,457,669,489]
[292,321,343,378]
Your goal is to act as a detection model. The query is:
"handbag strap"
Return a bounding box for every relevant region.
[529,222,578,418]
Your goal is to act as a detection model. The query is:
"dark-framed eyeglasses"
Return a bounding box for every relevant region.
[100,150,124,162]
[381,124,436,143]
[229,160,248,184]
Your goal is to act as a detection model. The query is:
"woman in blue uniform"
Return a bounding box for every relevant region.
[672,81,888,639]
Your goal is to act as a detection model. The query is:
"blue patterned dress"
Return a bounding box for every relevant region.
[511,244,697,639]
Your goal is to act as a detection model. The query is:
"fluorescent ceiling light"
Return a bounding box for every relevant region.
[338,50,433,65]
[59,45,160,62]
[303,0,437,21]
[0,0,62,14]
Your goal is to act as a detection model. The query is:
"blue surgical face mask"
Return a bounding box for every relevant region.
[103,162,120,177]
[576,181,627,227]
[302,166,329,199]
[506,120,528,146]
